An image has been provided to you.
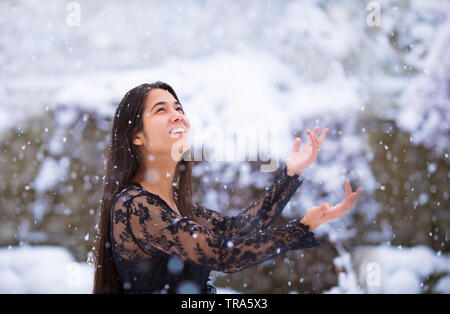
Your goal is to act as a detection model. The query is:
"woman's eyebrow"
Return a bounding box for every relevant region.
[151,100,181,112]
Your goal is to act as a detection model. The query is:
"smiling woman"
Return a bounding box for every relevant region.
[92,81,199,293]
[92,80,361,294]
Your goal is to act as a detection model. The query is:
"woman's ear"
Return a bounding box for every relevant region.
[133,131,144,146]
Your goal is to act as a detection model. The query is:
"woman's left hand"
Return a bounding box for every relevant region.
[300,179,364,231]
[286,126,329,176]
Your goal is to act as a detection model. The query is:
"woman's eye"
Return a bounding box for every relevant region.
[156,107,183,113]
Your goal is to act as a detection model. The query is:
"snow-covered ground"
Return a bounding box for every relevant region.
[0,245,241,294]
[326,244,450,294]
[0,245,93,294]
[1,245,448,293]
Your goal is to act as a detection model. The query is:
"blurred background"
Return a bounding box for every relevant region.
[0,0,449,294]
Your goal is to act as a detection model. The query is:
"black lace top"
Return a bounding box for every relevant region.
[110,165,319,294]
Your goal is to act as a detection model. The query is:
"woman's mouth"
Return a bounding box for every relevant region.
[169,127,187,137]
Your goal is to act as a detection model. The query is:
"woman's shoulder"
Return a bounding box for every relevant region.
[113,182,173,211]
[112,183,146,207]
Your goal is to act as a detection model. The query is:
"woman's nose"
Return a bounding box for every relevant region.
[171,110,184,122]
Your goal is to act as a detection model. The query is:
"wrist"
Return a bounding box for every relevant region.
[286,167,300,177]
[300,216,315,231]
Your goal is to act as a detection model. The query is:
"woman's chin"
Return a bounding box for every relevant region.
[169,136,191,161]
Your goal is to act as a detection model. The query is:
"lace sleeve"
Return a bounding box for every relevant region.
[193,164,304,238]
[115,191,318,274]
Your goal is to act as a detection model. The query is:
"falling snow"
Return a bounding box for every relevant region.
[0,0,448,294]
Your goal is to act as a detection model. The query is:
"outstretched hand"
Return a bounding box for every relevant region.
[286,126,329,176]
[300,179,364,231]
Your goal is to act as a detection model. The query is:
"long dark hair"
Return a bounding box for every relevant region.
[93,81,195,293]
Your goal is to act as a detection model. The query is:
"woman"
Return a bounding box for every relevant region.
[93,81,363,294]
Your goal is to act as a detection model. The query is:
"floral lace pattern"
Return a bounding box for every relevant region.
[110,165,319,293]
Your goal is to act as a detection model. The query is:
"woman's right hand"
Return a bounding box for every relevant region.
[300,180,364,231]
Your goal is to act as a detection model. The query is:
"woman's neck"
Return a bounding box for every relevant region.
[136,154,178,207]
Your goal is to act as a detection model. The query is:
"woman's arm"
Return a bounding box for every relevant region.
[114,192,319,273]
[192,126,329,238]
[192,164,304,238]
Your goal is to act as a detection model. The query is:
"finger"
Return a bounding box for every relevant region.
[313,126,319,137]
[325,204,345,220]
[306,129,315,148]
[318,128,329,146]
[307,130,314,147]
[353,187,364,200]
[291,137,302,153]
[344,179,352,196]
[314,133,320,148]
[319,203,329,216]
[312,133,319,153]
[309,133,317,155]
[310,131,320,154]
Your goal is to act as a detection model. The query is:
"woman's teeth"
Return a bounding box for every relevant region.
[169,127,186,134]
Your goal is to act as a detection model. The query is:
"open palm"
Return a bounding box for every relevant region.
[286,127,329,176]
[301,179,364,231]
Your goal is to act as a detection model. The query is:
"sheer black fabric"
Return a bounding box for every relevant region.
[110,165,319,294]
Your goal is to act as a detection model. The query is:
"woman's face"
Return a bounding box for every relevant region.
[133,88,191,161]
